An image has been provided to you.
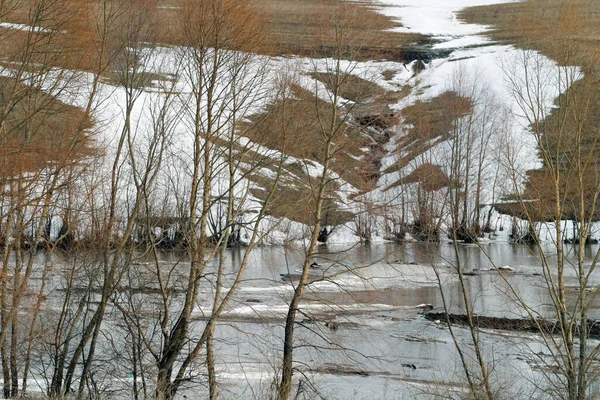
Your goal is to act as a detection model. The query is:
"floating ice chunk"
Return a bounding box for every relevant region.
[415,304,434,310]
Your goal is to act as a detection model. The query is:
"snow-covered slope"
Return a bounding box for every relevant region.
[345,0,579,244]
[3,0,578,245]
[369,0,521,37]
[88,0,578,244]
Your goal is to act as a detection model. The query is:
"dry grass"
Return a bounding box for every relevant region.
[249,178,354,226]
[242,84,374,191]
[0,78,94,178]
[460,0,600,67]
[384,92,473,177]
[155,0,422,60]
[310,72,410,131]
[461,0,600,221]
[403,163,449,192]
[6,0,412,66]
[0,0,100,71]
[237,75,411,224]
[311,72,391,103]
[255,0,422,60]
[237,69,413,224]
[382,91,472,194]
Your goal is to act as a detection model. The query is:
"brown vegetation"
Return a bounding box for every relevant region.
[137,0,422,60]
[0,78,93,178]
[0,0,101,71]
[403,163,449,192]
[384,91,473,177]
[460,0,600,67]
[312,72,409,127]
[243,84,373,190]
[2,0,422,65]
[462,0,600,223]
[250,179,354,227]
[251,0,422,60]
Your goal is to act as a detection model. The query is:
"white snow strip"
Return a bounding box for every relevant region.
[0,22,56,34]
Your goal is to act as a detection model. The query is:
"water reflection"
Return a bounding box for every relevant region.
[33,241,600,398]
[130,241,600,321]
[144,241,600,278]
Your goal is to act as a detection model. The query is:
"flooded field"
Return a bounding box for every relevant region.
[17,241,598,398]
[146,241,599,399]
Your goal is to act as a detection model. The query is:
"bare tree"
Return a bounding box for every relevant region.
[437,8,600,398]
[0,0,104,396]
[275,2,377,397]
[40,1,164,397]
[503,44,600,399]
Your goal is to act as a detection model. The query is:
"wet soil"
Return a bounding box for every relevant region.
[426,311,600,339]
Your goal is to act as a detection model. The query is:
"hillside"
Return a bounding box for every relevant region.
[0,0,583,244]
[461,0,600,225]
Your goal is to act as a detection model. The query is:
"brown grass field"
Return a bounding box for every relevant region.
[254,0,422,60]
[153,0,422,60]
[462,0,600,220]
[460,0,600,67]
